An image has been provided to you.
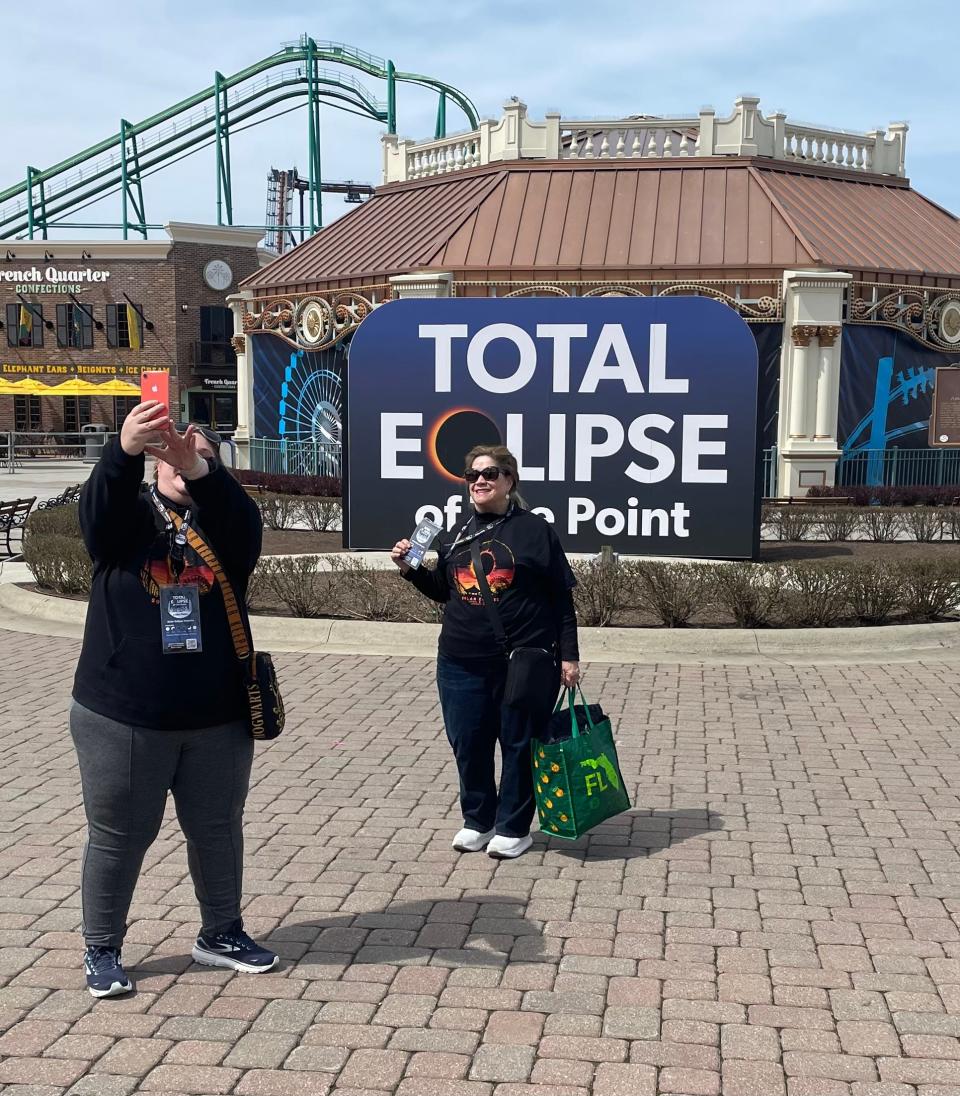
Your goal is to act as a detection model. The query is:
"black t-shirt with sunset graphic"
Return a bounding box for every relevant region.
[406,507,579,665]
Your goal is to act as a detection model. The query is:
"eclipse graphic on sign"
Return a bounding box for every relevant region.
[428,408,501,481]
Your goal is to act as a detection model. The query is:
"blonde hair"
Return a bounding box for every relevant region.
[464,444,527,509]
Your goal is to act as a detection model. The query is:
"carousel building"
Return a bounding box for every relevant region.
[231,97,960,495]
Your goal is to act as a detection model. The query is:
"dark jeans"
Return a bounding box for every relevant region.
[69,700,254,948]
[437,655,538,839]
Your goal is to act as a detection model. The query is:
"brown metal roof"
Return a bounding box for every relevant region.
[756,168,960,278]
[243,158,960,294]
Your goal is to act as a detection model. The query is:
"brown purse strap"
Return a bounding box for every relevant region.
[168,510,251,663]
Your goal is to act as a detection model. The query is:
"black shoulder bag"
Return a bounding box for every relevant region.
[469,538,559,717]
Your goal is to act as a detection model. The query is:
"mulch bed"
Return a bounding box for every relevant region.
[261,528,958,564]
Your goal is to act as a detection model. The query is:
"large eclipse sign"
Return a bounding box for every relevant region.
[345,297,760,558]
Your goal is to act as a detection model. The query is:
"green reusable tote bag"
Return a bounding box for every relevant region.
[532,687,631,840]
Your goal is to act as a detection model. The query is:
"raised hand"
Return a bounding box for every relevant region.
[144,423,207,479]
[120,402,169,457]
[391,539,413,574]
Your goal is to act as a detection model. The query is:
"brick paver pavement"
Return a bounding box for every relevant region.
[1,629,960,1095]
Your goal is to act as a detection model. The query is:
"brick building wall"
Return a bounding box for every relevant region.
[0,224,264,434]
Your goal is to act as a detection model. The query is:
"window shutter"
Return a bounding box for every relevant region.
[81,307,93,349]
[32,306,43,349]
[5,304,16,348]
[106,304,118,348]
[57,305,68,348]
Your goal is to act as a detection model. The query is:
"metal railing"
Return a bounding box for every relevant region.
[837,448,960,488]
[761,447,778,498]
[3,430,118,472]
[248,437,341,477]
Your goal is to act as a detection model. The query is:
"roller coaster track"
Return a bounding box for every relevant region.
[0,35,478,241]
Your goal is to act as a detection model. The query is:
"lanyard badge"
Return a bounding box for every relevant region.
[149,486,203,654]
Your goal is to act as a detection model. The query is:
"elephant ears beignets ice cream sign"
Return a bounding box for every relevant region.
[346,297,760,558]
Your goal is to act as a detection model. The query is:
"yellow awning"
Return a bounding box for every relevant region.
[1,378,143,397]
[0,378,50,394]
[85,379,141,396]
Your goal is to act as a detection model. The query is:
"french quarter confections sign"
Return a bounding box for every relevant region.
[346,296,761,559]
[0,267,110,294]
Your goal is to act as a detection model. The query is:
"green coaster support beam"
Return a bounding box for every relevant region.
[387,60,397,135]
[305,38,323,230]
[435,92,447,139]
[25,167,36,239]
[214,71,234,225]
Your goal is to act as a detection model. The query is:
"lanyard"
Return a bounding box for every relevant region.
[447,504,514,555]
[148,486,193,584]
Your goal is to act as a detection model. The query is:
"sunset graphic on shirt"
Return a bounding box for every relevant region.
[451,538,516,606]
[140,550,215,604]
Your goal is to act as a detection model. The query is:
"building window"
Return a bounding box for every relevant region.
[63,396,93,433]
[197,306,236,367]
[5,303,43,348]
[114,396,138,427]
[56,304,94,349]
[14,396,41,432]
[106,303,143,349]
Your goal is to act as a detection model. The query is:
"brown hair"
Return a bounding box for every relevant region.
[464,444,527,508]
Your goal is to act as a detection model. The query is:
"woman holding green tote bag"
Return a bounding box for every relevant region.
[392,445,580,860]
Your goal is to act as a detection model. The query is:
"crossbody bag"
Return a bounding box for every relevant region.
[168,511,285,740]
[469,537,559,716]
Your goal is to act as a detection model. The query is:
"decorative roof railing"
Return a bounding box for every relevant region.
[383,97,908,183]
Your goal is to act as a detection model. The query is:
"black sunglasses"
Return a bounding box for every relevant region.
[464,466,509,484]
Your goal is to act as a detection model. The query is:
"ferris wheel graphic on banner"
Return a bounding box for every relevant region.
[278,348,343,476]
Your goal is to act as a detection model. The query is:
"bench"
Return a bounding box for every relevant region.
[36,484,82,511]
[0,497,36,556]
[764,496,853,506]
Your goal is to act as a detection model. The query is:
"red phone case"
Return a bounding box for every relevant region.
[141,371,169,408]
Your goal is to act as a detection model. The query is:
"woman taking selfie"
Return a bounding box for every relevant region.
[392,445,580,860]
[71,402,277,998]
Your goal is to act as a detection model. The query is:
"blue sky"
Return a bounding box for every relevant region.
[3,0,955,240]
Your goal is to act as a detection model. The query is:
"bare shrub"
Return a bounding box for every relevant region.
[895,559,960,620]
[843,562,901,624]
[902,507,945,543]
[256,491,301,531]
[256,555,332,617]
[817,507,862,542]
[710,563,782,627]
[570,558,633,627]
[777,563,848,627]
[299,497,342,532]
[629,561,713,627]
[861,507,904,543]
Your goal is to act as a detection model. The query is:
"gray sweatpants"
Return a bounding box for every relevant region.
[69,700,254,948]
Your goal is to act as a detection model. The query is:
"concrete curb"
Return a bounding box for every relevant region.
[1,583,959,664]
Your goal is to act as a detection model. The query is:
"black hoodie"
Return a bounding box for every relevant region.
[72,437,262,730]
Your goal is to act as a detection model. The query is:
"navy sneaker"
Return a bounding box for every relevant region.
[83,945,133,998]
[191,922,278,973]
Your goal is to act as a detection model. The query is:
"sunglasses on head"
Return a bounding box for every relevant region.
[464,466,508,484]
[175,422,222,448]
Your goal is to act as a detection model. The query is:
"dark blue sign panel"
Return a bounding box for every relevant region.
[347,297,759,558]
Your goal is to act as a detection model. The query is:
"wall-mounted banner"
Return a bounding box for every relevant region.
[346,297,760,558]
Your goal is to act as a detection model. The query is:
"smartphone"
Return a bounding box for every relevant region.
[141,370,169,409]
[402,518,442,569]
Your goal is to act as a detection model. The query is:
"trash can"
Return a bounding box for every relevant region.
[81,423,110,463]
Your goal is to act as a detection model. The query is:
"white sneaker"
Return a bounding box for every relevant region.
[452,827,495,853]
[487,834,533,859]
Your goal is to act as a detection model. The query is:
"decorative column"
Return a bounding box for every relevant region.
[776,271,852,496]
[815,325,841,439]
[788,325,818,438]
[227,290,254,468]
